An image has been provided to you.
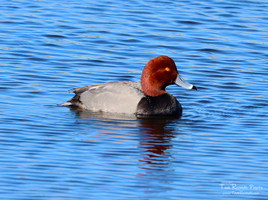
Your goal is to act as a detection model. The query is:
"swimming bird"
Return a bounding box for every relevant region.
[62,56,197,116]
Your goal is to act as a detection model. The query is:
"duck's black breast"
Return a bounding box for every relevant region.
[136,93,182,116]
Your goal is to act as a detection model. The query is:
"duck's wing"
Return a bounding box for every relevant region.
[61,81,144,114]
[61,82,117,108]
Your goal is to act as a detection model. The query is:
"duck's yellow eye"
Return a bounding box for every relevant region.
[165,67,170,72]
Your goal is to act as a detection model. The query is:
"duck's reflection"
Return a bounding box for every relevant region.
[71,109,180,172]
[138,117,177,170]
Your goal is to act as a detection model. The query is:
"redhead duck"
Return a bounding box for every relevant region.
[62,56,197,116]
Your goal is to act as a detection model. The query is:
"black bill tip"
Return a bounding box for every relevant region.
[192,85,197,90]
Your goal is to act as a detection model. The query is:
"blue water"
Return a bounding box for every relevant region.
[1,0,268,199]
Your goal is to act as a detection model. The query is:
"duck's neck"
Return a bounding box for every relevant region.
[141,74,166,97]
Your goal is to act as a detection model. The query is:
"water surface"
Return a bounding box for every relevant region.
[0,0,268,199]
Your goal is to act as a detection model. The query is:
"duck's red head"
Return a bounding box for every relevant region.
[140,56,196,97]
